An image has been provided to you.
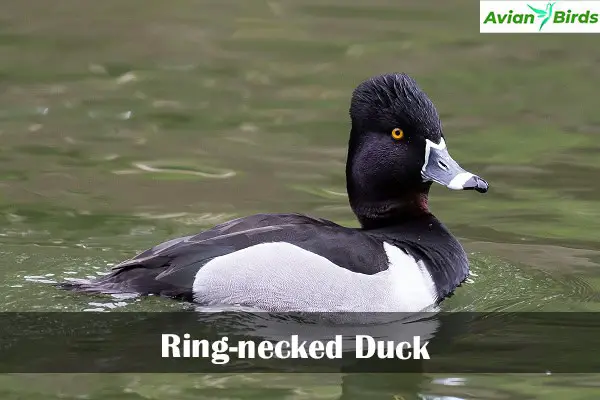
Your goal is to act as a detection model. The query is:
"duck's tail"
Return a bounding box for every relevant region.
[55,277,132,295]
[56,269,193,301]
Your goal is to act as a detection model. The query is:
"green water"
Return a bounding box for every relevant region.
[1,0,600,398]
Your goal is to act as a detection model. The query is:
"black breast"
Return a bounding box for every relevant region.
[368,214,470,301]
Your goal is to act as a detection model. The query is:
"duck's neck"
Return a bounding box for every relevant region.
[349,191,432,230]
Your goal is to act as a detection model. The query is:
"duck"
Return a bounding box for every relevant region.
[60,73,488,312]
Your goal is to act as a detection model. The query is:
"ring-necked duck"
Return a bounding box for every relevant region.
[60,73,488,312]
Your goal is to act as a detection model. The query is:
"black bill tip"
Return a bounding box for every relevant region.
[463,176,489,193]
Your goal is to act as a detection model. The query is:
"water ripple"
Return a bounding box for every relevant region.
[120,162,237,179]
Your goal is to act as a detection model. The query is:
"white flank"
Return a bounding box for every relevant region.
[192,242,437,312]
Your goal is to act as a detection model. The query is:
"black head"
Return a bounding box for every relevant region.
[346,73,488,229]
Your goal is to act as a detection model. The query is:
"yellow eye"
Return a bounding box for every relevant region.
[391,128,404,140]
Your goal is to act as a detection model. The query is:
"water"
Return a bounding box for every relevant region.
[1,0,600,397]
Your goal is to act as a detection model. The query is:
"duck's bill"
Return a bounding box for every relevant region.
[421,138,488,193]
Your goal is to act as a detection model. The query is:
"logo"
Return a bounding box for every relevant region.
[480,1,600,33]
[528,2,555,31]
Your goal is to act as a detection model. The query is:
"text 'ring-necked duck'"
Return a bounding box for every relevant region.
[60,73,489,312]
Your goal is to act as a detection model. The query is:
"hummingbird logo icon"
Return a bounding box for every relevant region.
[528,2,556,31]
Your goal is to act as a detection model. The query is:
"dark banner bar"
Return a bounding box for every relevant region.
[0,312,598,373]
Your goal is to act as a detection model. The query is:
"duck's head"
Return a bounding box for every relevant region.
[346,73,488,228]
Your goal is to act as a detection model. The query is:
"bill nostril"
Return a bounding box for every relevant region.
[438,160,449,170]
